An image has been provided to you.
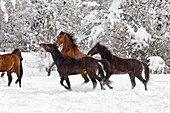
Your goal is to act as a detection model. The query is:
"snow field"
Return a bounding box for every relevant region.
[0,71,170,113]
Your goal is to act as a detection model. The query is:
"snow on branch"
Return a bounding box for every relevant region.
[148,56,165,74]
[0,0,8,23]
[131,27,153,49]
[89,25,105,47]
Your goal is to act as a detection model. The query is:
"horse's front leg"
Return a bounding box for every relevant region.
[81,72,89,84]
[88,76,97,89]
[60,76,71,91]
[47,62,55,76]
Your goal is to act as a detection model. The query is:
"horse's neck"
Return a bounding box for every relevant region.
[100,47,113,61]
[62,36,75,51]
[61,37,88,58]
[50,51,64,66]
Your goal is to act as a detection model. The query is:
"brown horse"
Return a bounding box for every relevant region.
[88,42,150,90]
[47,31,90,84]
[40,43,105,90]
[0,49,23,87]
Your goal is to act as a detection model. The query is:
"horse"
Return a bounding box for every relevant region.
[88,42,150,90]
[0,49,23,87]
[47,31,90,84]
[51,31,113,88]
[40,43,105,91]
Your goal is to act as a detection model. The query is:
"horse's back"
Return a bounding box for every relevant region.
[0,54,14,72]
[82,57,98,69]
[62,47,90,58]
[0,54,20,72]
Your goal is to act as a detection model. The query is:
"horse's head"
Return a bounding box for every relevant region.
[56,31,66,46]
[40,43,59,53]
[12,49,23,61]
[87,42,101,56]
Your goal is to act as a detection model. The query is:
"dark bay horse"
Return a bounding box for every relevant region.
[88,42,150,90]
[0,49,23,87]
[48,31,90,84]
[40,43,105,91]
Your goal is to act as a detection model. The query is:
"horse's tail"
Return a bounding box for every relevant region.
[142,62,150,83]
[97,64,105,79]
[20,60,23,79]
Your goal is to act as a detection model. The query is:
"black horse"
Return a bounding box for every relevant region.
[88,42,150,90]
[40,43,106,91]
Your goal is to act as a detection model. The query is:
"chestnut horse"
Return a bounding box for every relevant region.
[40,43,105,90]
[0,49,23,87]
[47,31,90,83]
[88,42,150,90]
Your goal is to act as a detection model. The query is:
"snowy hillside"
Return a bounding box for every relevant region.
[0,72,170,113]
[0,52,170,113]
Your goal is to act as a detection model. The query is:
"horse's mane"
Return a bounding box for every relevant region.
[59,31,77,47]
[100,44,113,61]
[52,44,63,56]
[66,33,77,47]
[12,49,20,54]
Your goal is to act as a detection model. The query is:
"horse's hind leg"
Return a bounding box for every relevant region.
[7,72,12,87]
[15,72,21,87]
[129,72,136,89]
[90,73,105,90]
[134,72,147,90]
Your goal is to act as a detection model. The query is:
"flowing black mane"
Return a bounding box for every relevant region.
[100,45,113,61]
[66,33,77,47]
[12,49,20,54]
[59,31,77,47]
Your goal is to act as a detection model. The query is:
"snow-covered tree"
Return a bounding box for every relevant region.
[0,0,169,73]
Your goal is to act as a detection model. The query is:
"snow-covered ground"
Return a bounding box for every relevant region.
[0,53,170,113]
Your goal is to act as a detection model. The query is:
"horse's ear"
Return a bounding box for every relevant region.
[52,43,58,49]
[97,42,100,45]
[60,31,64,34]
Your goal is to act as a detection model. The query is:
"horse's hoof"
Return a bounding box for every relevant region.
[109,87,113,89]
[81,81,88,85]
[68,88,72,91]
[47,73,51,76]
[102,88,106,90]
[15,80,18,84]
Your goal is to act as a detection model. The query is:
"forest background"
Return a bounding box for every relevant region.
[0,0,169,73]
